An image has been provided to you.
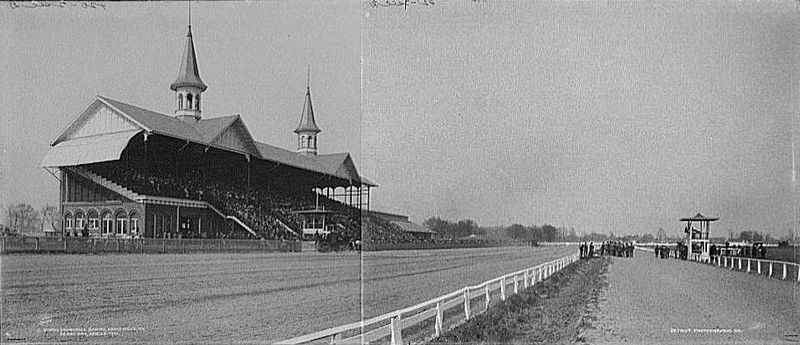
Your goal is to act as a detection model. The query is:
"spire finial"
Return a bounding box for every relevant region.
[307,64,310,92]
[188,0,192,28]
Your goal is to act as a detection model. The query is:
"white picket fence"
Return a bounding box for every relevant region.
[711,255,800,283]
[277,252,580,345]
[636,246,800,283]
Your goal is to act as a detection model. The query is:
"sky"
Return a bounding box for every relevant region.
[2,0,798,239]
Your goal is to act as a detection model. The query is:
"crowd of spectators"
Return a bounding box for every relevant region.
[89,163,309,240]
[87,162,503,248]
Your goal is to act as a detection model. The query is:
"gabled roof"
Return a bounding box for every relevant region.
[294,88,321,133]
[170,26,207,91]
[47,96,375,186]
[195,115,238,141]
[99,96,205,142]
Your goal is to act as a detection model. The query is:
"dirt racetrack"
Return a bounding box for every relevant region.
[579,249,800,344]
[1,245,574,344]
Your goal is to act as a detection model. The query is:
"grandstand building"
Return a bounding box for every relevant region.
[40,21,374,240]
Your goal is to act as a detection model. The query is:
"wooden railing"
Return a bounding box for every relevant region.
[636,246,800,283]
[276,252,580,345]
[711,255,800,283]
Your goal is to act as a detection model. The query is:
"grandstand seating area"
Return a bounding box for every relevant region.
[83,162,505,248]
[85,162,400,243]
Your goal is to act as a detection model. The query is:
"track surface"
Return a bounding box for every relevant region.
[580,249,800,344]
[1,246,574,343]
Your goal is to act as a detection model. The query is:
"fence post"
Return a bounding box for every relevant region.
[747,259,751,273]
[329,332,341,344]
[514,274,519,294]
[500,277,506,301]
[484,284,490,311]
[116,239,120,252]
[769,262,773,277]
[757,260,761,274]
[64,238,68,252]
[435,302,443,337]
[738,258,741,270]
[524,270,529,289]
[390,315,403,345]
[463,289,471,320]
[797,265,800,283]
[163,239,167,253]
[35,237,40,251]
[783,263,787,280]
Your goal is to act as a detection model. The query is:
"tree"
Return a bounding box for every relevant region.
[40,205,58,231]
[655,227,667,242]
[6,203,41,233]
[505,224,527,240]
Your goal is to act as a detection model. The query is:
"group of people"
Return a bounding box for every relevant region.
[600,241,634,258]
[91,162,330,241]
[711,243,767,259]
[580,241,635,259]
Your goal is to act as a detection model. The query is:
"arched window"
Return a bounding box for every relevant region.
[87,210,99,230]
[307,136,312,148]
[186,94,193,110]
[64,212,73,230]
[74,210,85,230]
[129,212,140,236]
[101,211,113,235]
[195,94,201,111]
[177,93,183,109]
[313,137,317,148]
[115,210,128,235]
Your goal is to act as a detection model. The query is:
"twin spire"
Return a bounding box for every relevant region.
[169,3,320,154]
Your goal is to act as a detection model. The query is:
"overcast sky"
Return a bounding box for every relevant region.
[2,1,797,238]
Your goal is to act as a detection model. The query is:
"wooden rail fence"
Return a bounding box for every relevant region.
[711,255,800,283]
[636,246,799,283]
[277,252,580,345]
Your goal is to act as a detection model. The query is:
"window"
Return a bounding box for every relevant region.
[101,212,113,235]
[87,210,99,230]
[64,213,73,230]
[186,94,193,110]
[177,94,183,109]
[130,212,140,236]
[75,211,85,230]
[115,210,127,235]
[195,94,201,111]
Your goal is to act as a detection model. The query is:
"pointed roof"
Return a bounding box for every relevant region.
[170,26,207,92]
[294,87,321,133]
[679,213,719,222]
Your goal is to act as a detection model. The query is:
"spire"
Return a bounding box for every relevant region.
[170,2,207,92]
[294,69,320,134]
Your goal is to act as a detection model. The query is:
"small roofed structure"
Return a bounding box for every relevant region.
[680,213,719,262]
[295,207,335,239]
[370,210,439,240]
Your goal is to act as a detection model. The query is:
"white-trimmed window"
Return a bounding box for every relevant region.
[130,212,140,236]
[64,213,73,230]
[115,210,127,235]
[74,211,85,230]
[101,212,113,235]
[88,210,99,230]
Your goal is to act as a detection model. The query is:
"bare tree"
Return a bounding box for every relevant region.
[6,203,41,233]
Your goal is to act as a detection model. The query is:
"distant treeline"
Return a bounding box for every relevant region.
[422,217,485,238]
